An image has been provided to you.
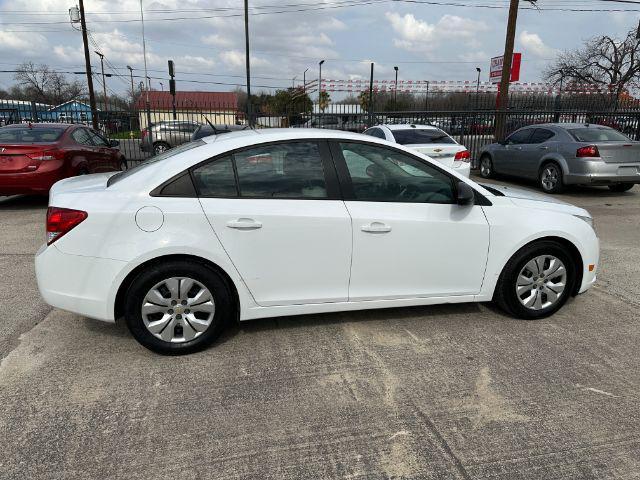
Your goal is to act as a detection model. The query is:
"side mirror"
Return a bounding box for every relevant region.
[456,181,475,206]
[109,139,120,147]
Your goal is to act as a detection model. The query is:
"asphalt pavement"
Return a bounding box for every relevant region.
[1,178,639,479]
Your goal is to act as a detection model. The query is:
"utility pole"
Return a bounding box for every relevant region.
[94,51,108,116]
[77,0,98,129]
[394,66,399,110]
[126,65,135,103]
[292,76,296,89]
[244,0,253,127]
[495,0,522,141]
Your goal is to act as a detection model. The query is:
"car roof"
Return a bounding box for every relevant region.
[1,123,72,129]
[200,127,370,144]
[377,123,439,131]
[521,123,612,130]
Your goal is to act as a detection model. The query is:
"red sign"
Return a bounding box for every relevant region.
[490,53,522,84]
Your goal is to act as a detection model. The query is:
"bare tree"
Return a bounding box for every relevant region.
[13,62,85,105]
[544,29,640,103]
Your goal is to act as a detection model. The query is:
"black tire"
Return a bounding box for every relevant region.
[494,240,576,320]
[120,157,128,171]
[153,141,170,155]
[124,260,233,354]
[539,162,565,194]
[608,183,634,193]
[479,154,494,178]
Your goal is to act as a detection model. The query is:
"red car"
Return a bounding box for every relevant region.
[0,123,126,196]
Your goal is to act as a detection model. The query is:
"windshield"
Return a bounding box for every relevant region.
[107,140,205,187]
[569,127,630,142]
[0,127,65,143]
[391,129,455,145]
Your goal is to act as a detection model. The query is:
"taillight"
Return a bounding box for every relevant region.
[576,145,600,158]
[46,207,88,245]
[27,149,65,161]
[454,150,471,162]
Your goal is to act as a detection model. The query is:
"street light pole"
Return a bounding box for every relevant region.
[475,67,481,110]
[76,0,98,129]
[303,68,308,94]
[394,66,398,110]
[159,82,164,91]
[292,76,296,89]
[318,60,325,104]
[139,0,153,150]
[126,65,135,103]
[94,51,108,116]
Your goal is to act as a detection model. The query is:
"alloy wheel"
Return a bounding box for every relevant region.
[154,143,168,154]
[480,157,492,177]
[541,165,559,191]
[516,255,567,311]
[141,277,216,343]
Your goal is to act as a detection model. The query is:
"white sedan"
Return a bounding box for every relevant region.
[363,123,471,177]
[36,129,599,354]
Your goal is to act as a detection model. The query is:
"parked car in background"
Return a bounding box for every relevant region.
[479,123,640,193]
[0,123,125,196]
[364,124,472,177]
[140,121,200,155]
[191,123,248,141]
[304,114,367,132]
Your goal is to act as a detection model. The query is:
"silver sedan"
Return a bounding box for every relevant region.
[479,123,640,193]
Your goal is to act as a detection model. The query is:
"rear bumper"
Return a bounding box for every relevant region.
[565,161,640,185]
[0,162,67,195]
[452,162,471,178]
[35,243,125,322]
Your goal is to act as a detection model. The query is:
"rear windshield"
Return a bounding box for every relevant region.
[107,140,205,187]
[568,127,630,142]
[391,129,455,145]
[0,127,65,143]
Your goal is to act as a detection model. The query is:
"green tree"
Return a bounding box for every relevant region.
[318,91,331,112]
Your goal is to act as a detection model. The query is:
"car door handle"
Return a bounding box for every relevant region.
[514,146,522,150]
[362,222,391,233]
[226,218,262,230]
[538,146,549,150]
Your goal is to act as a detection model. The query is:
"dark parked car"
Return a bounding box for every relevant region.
[191,123,248,141]
[479,123,640,193]
[140,121,201,154]
[0,123,125,196]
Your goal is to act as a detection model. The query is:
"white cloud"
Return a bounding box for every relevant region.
[201,34,234,48]
[518,31,558,58]
[386,12,488,54]
[0,30,48,54]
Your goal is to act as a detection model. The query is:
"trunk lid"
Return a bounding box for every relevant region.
[0,144,56,173]
[50,172,117,197]
[595,142,640,164]
[408,144,465,168]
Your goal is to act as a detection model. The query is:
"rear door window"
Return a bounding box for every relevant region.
[71,128,93,146]
[529,129,555,144]
[391,129,455,145]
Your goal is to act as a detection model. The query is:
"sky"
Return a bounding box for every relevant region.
[0,0,639,98]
